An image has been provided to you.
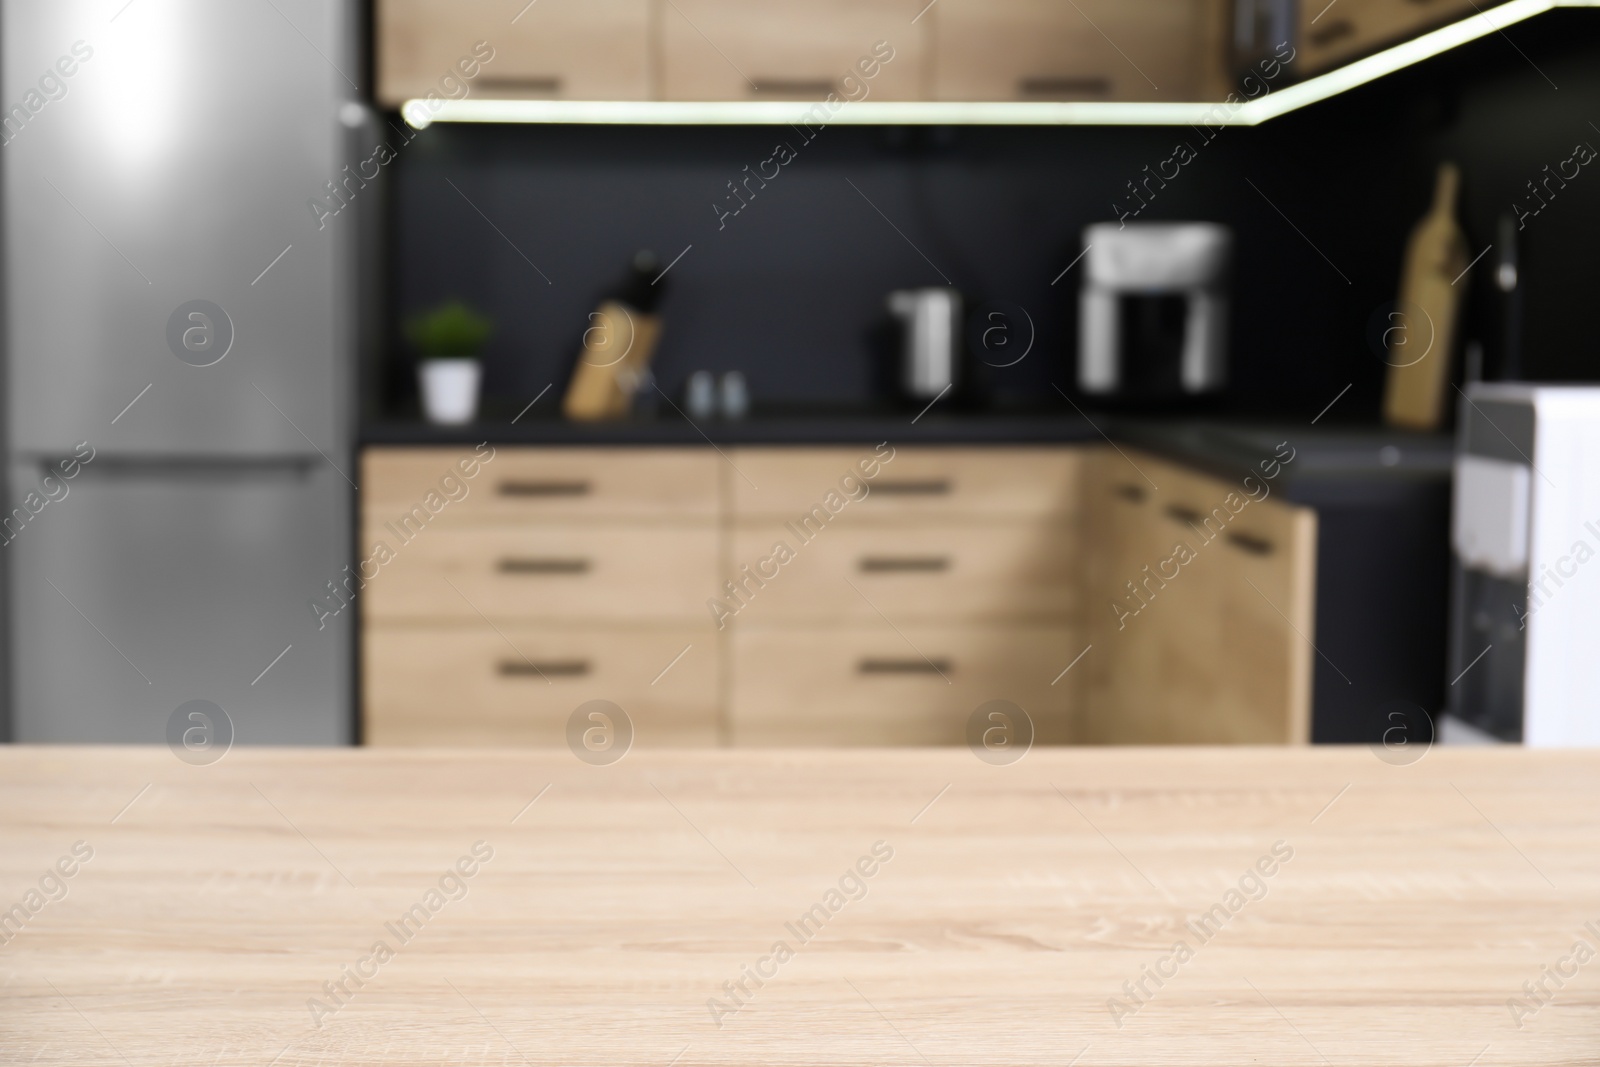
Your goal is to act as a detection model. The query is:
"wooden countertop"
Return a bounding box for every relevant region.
[2,745,1596,1066]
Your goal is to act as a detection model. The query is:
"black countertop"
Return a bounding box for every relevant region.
[1112,420,1455,487]
[362,409,1105,447]
[362,409,1454,484]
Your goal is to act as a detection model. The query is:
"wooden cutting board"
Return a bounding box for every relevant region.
[1384,162,1471,430]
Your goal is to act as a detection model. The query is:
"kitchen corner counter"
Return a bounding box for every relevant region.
[1112,420,1456,491]
[2,745,1593,1066]
[360,410,1102,447]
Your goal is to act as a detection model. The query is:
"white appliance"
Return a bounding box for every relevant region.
[1449,383,1600,744]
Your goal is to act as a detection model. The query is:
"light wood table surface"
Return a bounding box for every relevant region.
[1,745,1596,1066]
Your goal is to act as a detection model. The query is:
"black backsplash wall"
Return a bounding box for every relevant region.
[381,12,1600,421]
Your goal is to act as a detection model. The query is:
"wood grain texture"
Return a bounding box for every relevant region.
[1,745,1595,1066]
[362,448,720,523]
[364,624,717,745]
[360,522,718,623]
[729,447,1083,521]
[930,0,1200,102]
[728,623,1080,744]
[376,0,654,106]
[727,519,1082,623]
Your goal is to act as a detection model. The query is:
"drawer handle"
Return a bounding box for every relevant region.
[871,479,951,496]
[498,479,591,498]
[1165,504,1203,525]
[497,557,591,575]
[477,75,562,95]
[859,556,950,573]
[750,78,837,96]
[1113,484,1147,504]
[1308,18,1356,46]
[1018,75,1110,98]
[498,659,590,677]
[858,657,952,675]
[1225,531,1275,556]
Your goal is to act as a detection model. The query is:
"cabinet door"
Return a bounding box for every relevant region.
[1297,0,1480,75]
[363,447,720,522]
[931,0,1200,102]
[1084,449,1315,744]
[376,0,653,106]
[730,624,1077,745]
[365,625,718,745]
[727,520,1080,624]
[361,523,719,624]
[1081,449,1173,743]
[730,447,1083,521]
[661,0,925,101]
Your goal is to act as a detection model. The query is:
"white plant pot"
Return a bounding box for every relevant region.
[419,358,482,425]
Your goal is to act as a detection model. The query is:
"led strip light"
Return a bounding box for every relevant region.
[403,0,1593,129]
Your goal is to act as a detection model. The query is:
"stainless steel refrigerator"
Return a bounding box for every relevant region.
[2,0,359,743]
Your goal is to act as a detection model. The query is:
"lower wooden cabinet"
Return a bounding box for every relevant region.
[359,442,1315,747]
[1081,447,1316,744]
[729,624,1079,745]
[364,625,718,746]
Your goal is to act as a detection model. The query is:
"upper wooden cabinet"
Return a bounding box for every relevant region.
[374,0,1206,107]
[376,0,653,105]
[660,0,925,101]
[375,0,1535,111]
[1296,0,1484,75]
[931,0,1201,102]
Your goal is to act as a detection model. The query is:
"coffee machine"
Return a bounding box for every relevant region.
[1077,222,1232,402]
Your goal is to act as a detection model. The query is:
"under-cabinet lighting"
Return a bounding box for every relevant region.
[401,0,1593,129]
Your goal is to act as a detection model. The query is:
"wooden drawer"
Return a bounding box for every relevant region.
[725,520,1079,623]
[361,523,718,623]
[730,624,1079,745]
[364,625,717,746]
[661,0,925,102]
[376,0,653,106]
[931,0,1199,102]
[1297,0,1480,74]
[730,446,1083,521]
[362,447,719,523]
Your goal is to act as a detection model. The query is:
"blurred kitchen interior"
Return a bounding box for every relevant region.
[3,0,1598,751]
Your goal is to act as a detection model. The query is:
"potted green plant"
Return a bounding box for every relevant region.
[405,300,493,424]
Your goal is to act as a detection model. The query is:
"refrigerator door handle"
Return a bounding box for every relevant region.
[23,455,325,481]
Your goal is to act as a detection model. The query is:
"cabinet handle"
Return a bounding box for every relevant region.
[498,479,591,497]
[872,479,951,496]
[1113,484,1147,504]
[498,659,590,677]
[1225,531,1274,556]
[1018,75,1111,98]
[858,657,952,675]
[749,78,837,96]
[477,75,562,95]
[1308,18,1356,46]
[497,557,591,575]
[1164,504,1203,525]
[859,556,950,573]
